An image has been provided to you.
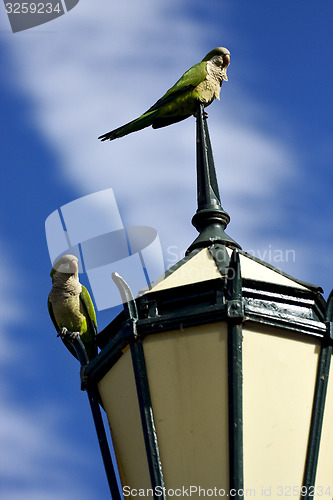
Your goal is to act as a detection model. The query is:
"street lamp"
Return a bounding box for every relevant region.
[68,103,333,500]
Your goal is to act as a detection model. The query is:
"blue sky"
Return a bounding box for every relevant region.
[1,0,332,498]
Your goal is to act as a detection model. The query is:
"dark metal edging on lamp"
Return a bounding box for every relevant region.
[302,291,333,498]
[60,330,122,500]
[226,249,244,499]
[191,103,245,498]
[112,273,166,500]
[84,266,330,500]
[81,98,331,499]
[187,102,240,254]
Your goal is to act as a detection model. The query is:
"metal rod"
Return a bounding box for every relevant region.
[130,341,166,499]
[112,272,139,322]
[195,101,222,211]
[302,290,333,498]
[187,101,240,254]
[59,330,121,499]
[227,249,244,499]
[86,386,122,500]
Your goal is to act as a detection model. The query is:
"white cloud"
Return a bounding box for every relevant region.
[0,246,28,363]
[0,3,331,498]
[0,246,102,499]
[2,0,330,278]
[0,383,104,499]
[2,0,330,281]
[0,404,76,478]
[1,0,303,273]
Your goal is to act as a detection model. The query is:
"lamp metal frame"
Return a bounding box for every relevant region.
[65,103,332,499]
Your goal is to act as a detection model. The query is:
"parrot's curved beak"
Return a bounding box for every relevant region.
[69,260,79,274]
[221,53,230,81]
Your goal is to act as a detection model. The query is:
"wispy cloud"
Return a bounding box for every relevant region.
[2,0,303,264]
[0,246,27,362]
[0,400,96,499]
[0,2,331,499]
[0,247,101,499]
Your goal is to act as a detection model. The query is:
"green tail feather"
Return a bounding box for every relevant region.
[98,110,158,141]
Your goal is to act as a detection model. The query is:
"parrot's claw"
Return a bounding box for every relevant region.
[67,332,80,341]
[57,328,80,342]
[57,327,68,339]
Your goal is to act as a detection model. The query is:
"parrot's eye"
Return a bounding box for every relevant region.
[212,56,223,67]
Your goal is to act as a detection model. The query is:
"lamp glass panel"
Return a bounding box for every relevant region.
[143,322,229,492]
[243,324,320,497]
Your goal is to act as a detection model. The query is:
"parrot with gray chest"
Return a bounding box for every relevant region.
[48,254,98,362]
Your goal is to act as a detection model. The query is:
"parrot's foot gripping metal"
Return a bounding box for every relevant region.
[194,101,208,120]
[57,327,81,342]
[57,328,89,387]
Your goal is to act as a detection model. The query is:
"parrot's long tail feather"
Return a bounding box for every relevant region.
[98,110,158,141]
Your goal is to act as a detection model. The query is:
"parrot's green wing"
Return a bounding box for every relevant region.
[80,285,98,336]
[146,61,208,113]
[98,60,208,141]
[47,297,59,331]
[47,297,78,359]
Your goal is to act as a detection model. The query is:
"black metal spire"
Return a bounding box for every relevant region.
[186,101,241,254]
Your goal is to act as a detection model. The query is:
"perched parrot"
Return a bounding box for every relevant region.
[48,254,98,362]
[98,46,230,141]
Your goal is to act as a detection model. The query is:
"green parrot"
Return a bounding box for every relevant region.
[48,254,98,362]
[98,46,230,141]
